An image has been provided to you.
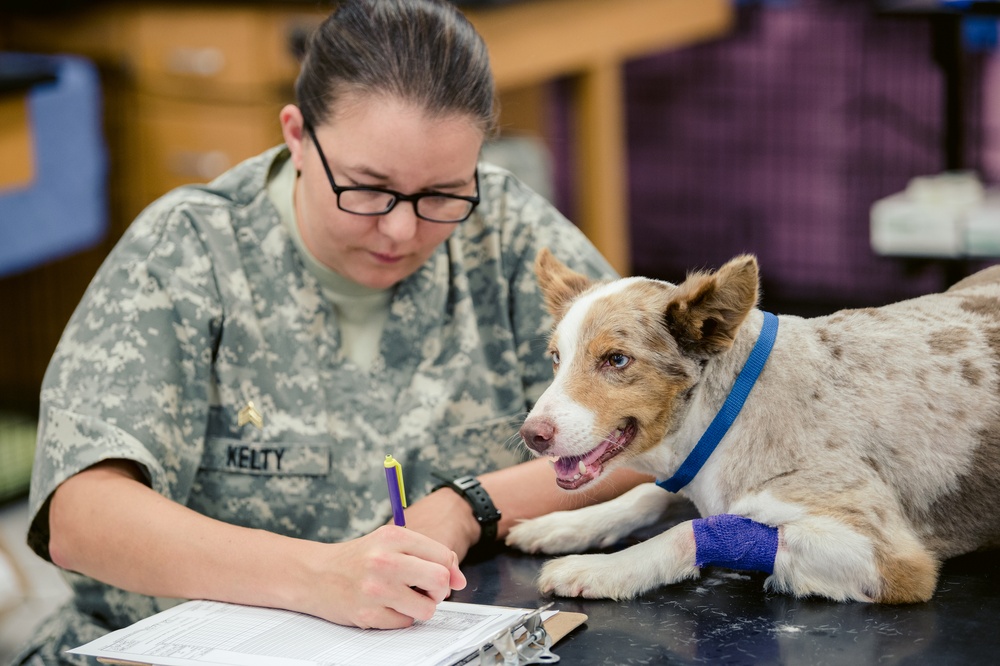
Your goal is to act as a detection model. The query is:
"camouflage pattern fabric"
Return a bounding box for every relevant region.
[13,146,616,664]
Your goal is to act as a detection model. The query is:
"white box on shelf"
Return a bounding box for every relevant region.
[965,192,1000,257]
[870,172,983,258]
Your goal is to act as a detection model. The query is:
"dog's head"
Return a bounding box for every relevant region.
[522,249,760,489]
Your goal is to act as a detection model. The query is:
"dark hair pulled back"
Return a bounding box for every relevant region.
[296,0,497,137]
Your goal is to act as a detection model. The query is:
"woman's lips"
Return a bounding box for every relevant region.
[370,251,404,264]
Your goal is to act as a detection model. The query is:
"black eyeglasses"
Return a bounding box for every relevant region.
[305,123,480,224]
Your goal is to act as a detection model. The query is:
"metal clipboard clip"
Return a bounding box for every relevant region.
[477,602,560,665]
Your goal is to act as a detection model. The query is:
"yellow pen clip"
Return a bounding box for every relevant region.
[384,454,407,508]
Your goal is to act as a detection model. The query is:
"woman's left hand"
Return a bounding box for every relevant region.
[401,459,654,562]
[403,488,481,562]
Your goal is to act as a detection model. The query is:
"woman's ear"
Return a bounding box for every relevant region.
[279,104,307,172]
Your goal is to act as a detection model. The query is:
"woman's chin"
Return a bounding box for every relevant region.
[352,262,414,290]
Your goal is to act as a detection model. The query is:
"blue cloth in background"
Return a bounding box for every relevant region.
[0,52,108,278]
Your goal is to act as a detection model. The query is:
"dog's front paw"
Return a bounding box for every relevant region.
[506,511,621,555]
[507,484,675,555]
[537,532,701,600]
[537,552,650,600]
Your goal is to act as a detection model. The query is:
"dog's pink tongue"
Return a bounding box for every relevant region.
[554,441,611,482]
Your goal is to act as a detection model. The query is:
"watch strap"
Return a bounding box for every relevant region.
[432,473,501,549]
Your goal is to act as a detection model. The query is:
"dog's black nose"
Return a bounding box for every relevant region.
[520,420,555,454]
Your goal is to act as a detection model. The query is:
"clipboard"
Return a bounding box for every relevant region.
[91,602,588,666]
[467,602,588,665]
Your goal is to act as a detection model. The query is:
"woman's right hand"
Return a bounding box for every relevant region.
[301,525,466,629]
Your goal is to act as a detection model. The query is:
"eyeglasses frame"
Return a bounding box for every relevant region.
[304,122,481,224]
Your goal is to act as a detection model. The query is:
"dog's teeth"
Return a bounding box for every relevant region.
[578,460,587,475]
[614,429,622,438]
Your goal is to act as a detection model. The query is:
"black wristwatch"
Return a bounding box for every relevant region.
[432,472,502,550]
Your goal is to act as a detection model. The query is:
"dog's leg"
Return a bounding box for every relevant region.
[726,492,941,603]
[506,483,674,554]
[535,506,939,603]
[768,515,939,603]
[536,512,785,599]
[536,520,699,599]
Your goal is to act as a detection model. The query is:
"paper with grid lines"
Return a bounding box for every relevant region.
[69,598,527,666]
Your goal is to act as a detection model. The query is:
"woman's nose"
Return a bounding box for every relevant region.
[377,201,419,242]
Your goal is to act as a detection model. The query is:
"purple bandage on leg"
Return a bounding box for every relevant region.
[692,514,779,574]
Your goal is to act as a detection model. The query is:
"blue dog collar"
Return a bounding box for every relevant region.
[656,311,778,493]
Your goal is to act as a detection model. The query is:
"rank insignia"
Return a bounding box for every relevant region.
[237,401,264,430]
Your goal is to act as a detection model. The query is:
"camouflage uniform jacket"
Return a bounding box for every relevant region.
[15,146,616,664]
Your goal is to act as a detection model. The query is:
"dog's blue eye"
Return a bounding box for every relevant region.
[551,352,561,366]
[608,353,630,369]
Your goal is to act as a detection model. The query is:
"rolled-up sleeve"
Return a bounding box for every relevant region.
[27,201,224,562]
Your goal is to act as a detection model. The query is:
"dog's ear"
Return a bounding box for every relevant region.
[664,254,760,357]
[535,248,593,319]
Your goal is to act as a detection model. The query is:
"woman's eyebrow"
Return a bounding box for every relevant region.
[344,164,391,182]
[347,165,473,190]
[427,176,473,190]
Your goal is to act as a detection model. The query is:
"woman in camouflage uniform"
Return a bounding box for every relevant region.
[15,0,648,662]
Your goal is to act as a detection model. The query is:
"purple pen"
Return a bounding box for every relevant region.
[384,454,407,527]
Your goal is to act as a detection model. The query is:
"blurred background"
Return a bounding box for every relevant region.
[2,0,999,659]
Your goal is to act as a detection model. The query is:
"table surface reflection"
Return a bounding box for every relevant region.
[450,499,1000,665]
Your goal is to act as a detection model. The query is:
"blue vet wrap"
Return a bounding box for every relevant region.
[693,514,779,574]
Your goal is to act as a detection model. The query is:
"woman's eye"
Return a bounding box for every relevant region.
[607,353,630,369]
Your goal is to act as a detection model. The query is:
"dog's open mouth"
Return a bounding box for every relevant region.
[552,419,637,489]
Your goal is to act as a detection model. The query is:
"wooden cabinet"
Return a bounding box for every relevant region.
[2,4,321,231]
[125,6,313,207]
[133,94,284,204]
[0,4,325,404]
[3,0,733,264]
[0,0,731,405]
[129,6,303,96]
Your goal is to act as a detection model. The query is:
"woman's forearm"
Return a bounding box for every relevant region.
[47,459,464,628]
[48,459,319,609]
[399,458,652,560]
[479,457,653,539]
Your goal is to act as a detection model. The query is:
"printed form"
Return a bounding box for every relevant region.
[69,599,529,666]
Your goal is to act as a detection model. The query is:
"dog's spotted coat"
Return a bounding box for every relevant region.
[507,250,1000,603]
